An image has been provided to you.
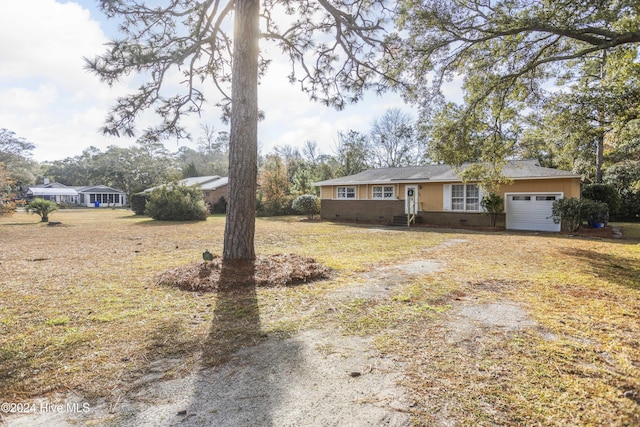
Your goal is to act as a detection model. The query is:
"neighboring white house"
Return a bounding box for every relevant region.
[27,186,80,205]
[26,183,128,207]
[74,185,128,207]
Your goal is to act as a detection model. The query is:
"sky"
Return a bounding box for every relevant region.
[0,0,459,163]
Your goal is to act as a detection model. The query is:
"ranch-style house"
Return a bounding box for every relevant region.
[314,160,582,232]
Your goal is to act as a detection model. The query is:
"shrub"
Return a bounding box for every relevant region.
[26,198,58,222]
[582,183,621,218]
[0,200,16,216]
[581,199,609,227]
[211,195,227,214]
[145,183,208,221]
[258,194,296,216]
[551,198,582,232]
[292,194,320,219]
[480,193,503,227]
[130,192,151,215]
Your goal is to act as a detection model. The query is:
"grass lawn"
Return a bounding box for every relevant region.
[615,222,640,240]
[0,209,638,425]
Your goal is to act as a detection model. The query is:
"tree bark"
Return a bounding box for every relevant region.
[596,49,607,184]
[223,0,259,261]
[596,132,605,183]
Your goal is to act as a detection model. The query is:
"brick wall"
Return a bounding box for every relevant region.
[203,186,228,207]
[321,199,506,228]
[420,211,506,228]
[320,199,405,223]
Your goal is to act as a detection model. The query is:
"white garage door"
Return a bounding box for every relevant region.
[506,193,562,232]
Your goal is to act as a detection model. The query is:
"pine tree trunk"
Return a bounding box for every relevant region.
[596,50,606,184]
[223,0,260,261]
[596,131,604,184]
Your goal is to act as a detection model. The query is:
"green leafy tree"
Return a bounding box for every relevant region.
[145,184,208,221]
[519,48,640,182]
[551,198,582,232]
[0,162,17,216]
[87,1,395,262]
[335,130,371,176]
[259,154,292,216]
[45,142,179,195]
[603,115,640,219]
[604,161,640,220]
[427,100,519,181]
[291,167,318,196]
[26,198,58,223]
[130,193,151,216]
[395,0,640,173]
[292,194,320,219]
[580,199,610,227]
[43,147,101,186]
[0,129,39,191]
[582,183,622,218]
[480,193,504,227]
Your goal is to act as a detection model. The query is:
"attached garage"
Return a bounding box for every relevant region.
[315,160,582,229]
[506,193,562,232]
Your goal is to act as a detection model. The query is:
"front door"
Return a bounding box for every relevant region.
[405,185,419,214]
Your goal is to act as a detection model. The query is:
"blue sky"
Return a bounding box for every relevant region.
[0,0,458,162]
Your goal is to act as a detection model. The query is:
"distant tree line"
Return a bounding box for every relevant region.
[2,81,639,220]
[0,108,430,216]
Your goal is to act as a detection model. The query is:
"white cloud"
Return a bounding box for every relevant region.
[0,1,104,84]
[0,0,146,160]
[0,0,431,163]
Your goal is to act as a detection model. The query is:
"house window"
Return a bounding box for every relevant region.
[372,186,394,199]
[90,194,120,204]
[466,184,480,211]
[451,184,465,210]
[450,184,480,212]
[337,186,356,199]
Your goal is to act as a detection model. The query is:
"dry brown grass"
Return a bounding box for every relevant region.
[1,209,639,425]
[0,210,444,401]
[377,233,640,425]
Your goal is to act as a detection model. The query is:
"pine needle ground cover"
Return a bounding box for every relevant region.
[0,209,638,425]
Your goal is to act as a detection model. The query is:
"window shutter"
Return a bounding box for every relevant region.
[478,185,485,212]
[443,184,452,211]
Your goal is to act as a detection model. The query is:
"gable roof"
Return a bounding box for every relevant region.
[200,177,228,191]
[180,175,223,187]
[29,183,126,194]
[143,176,228,193]
[27,187,79,197]
[314,160,580,186]
[74,185,126,194]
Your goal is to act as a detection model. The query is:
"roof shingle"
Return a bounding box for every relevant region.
[314,160,579,186]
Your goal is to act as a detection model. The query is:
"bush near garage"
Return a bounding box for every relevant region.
[480,193,503,227]
[580,199,609,227]
[551,198,582,232]
[552,197,610,232]
[582,183,621,218]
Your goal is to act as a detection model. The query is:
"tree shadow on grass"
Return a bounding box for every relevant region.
[561,247,640,291]
[184,260,282,426]
[201,261,264,366]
